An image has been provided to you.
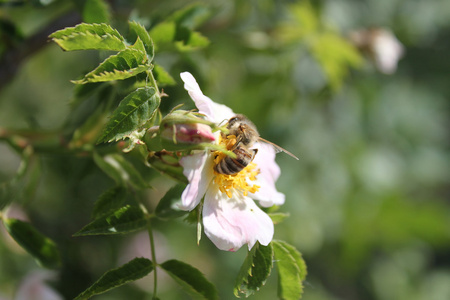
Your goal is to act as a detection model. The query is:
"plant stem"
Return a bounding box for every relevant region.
[147,220,158,299]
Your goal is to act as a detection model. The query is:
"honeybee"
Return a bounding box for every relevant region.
[214,114,298,175]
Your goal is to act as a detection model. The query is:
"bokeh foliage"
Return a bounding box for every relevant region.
[1,0,449,299]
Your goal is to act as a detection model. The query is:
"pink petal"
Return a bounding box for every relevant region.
[180,72,235,123]
[249,142,285,207]
[179,153,214,211]
[202,185,274,251]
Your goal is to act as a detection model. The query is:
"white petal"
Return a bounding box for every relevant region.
[249,142,285,206]
[202,185,274,251]
[179,153,214,211]
[180,72,235,123]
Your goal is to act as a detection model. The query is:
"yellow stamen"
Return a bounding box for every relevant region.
[212,135,260,198]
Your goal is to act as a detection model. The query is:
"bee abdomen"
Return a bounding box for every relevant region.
[214,147,256,175]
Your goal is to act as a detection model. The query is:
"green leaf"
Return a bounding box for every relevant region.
[174,30,210,51]
[272,240,307,300]
[97,87,160,143]
[72,48,149,84]
[155,184,187,219]
[128,21,154,61]
[93,153,150,189]
[168,4,211,30]
[234,242,274,297]
[92,186,128,219]
[74,205,148,236]
[153,64,176,86]
[74,257,153,300]
[83,0,111,23]
[161,259,218,300]
[268,212,290,224]
[3,218,61,269]
[50,23,126,51]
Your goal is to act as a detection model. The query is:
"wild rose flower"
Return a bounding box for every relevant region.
[179,72,285,251]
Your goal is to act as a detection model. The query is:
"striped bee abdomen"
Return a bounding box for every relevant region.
[214,147,257,175]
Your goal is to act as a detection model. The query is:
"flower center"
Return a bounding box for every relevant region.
[212,135,260,198]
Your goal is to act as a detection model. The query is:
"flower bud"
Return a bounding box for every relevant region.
[161,123,215,144]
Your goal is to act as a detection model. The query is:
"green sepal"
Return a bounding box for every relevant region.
[147,152,188,184]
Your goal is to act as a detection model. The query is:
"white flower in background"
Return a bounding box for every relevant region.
[14,270,62,300]
[179,72,285,251]
[350,28,405,74]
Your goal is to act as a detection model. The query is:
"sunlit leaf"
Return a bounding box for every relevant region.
[128,21,154,61]
[97,87,160,143]
[3,218,61,269]
[74,205,148,236]
[50,23,126,51]
[72,48,149,84]
[272,240,307,300]
[74,257,153,300]
[92,186,128,219]
[234,242,273,297]
[155,184,187,219]
[161,259,218,300]
[153,64,176,86]
[83,0,111,23]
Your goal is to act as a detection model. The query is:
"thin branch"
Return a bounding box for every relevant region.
[0,11,81,92]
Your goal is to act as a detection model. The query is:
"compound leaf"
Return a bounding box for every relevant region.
[50,23,126,51]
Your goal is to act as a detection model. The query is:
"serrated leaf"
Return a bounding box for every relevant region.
[73,48,149,84]
[3,218,61,269]
[92,186,128,219]
[93,153,151,189]
[128,21,154,61]
[74,257,153,300]
[153,64,176,86]
[161,259,218,300]
[83,0,111,24]
[272,240,307,300]
[50,23,126,51]
[155,184,187,219]
[74,205,148,236]
[97,87,160,143]
[234,242,273,297]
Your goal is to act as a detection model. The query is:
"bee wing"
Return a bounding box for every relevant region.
[258,137,299,160]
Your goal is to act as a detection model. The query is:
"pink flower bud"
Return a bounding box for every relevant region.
[161,123,215,144]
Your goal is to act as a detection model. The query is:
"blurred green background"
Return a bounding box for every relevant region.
[1,0,449,299]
